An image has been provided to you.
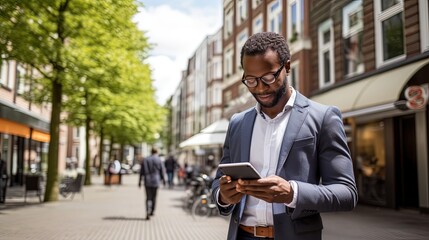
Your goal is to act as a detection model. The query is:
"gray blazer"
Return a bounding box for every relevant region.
[212,92,358,240]
[139,155,164,188]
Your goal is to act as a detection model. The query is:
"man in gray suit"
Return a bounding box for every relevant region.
[139,148,165,220]
[212,32,358,240]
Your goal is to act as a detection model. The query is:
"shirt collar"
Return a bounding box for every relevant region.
[255,87,296,120]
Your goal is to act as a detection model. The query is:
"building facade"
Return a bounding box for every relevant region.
[0,60,66,186]
[217,0,429,212]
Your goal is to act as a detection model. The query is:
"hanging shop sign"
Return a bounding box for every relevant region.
[404,85,428,110]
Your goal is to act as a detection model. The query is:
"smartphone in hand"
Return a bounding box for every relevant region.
[218,162,261,180]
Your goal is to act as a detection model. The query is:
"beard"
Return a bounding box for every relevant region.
[252,77,288,108]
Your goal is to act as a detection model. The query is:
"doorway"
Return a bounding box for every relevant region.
[395,114,419,209]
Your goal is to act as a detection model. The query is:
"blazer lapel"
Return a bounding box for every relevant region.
[276,93,309,174]
[240,109,257,163]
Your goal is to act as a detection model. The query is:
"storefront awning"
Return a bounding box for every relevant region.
[179,119,229,149]
[179,132,226,149]
[311,58,429,116]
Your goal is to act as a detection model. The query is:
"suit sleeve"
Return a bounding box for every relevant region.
[211,114,236,216]
[292,106,358,219]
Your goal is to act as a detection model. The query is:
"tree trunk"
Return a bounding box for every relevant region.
[44,80,62,202]
[98,126,104,176]
[84,116,91,185]
[120,143,124,163]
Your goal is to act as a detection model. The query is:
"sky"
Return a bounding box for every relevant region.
[134,0,223,105]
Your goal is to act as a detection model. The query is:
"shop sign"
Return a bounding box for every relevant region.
[404,85,428,110]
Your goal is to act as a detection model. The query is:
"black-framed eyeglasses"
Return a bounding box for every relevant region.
[241,65,284,88]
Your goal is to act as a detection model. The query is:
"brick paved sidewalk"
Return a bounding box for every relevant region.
[0,174,229,240]
[1,174,429,240]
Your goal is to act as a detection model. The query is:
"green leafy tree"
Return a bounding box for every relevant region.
[0,0,164,201]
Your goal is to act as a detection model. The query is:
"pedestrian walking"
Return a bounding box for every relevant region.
[164,154,179,188]
[0,153,8,204]
[138,148,165,220]
[212,32,358,240]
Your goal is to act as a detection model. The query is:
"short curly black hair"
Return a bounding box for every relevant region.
[240,32,290,67]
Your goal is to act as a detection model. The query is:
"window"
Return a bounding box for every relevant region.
[213,84,222,105]
[290,62,299,91]
[224,90,232,103]
[287,0,304,43]
[318,19,334,87]
[374,0,404,67]
[16,64,29,95]
[253,14,263,34]
[224,47,234,78]
[224,6,234,39]
[252,0,263,9]
[0,56,11,88]
[267,0,282,33]
[343,0,364,77]
[236,29,248,70]
[236,0,248,25]
[213,60,222,79]
[355,121,386,205]
[419,0,429,52]
[239,84,247,96]
[73,128,80,139]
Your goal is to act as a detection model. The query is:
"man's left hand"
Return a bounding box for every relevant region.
[235,175,294,204]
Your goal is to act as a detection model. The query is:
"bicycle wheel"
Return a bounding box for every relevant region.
[192,195,212,220]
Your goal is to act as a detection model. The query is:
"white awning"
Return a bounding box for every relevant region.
[179,132,226,148]
[311,58,429,115]
[179,119,229,149]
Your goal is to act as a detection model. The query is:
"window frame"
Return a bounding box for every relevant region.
[253,13,263,34]
[318,19,335,88]
[287,0,304,43]
[342,0,364,77]
[236,29,248,71]
[0,56,11,88]
[374,0,405,67]
[267,0,282,33]
[290,61,300,91]
[224,5,234,39]
[224,46,234,78]
[419,0,429,52]
[236,0,248,26]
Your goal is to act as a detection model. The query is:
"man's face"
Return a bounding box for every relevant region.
[242,50,290,108]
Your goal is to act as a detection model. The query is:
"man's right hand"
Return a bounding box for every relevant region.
[219,175,244,205]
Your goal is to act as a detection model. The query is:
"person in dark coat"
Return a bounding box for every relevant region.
[138,148,165,220]
[0,153,8,203]
[164,154,178,188]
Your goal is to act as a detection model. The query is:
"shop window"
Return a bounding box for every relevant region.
[355,121,387,205]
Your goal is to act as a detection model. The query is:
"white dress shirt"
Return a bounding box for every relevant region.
[240,87,297,227]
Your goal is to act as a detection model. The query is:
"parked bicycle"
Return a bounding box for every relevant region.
[183,173,212,212]
[191,189,218,220]
[59,173,85,200]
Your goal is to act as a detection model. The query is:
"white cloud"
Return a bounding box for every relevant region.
[134,4,222,105]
